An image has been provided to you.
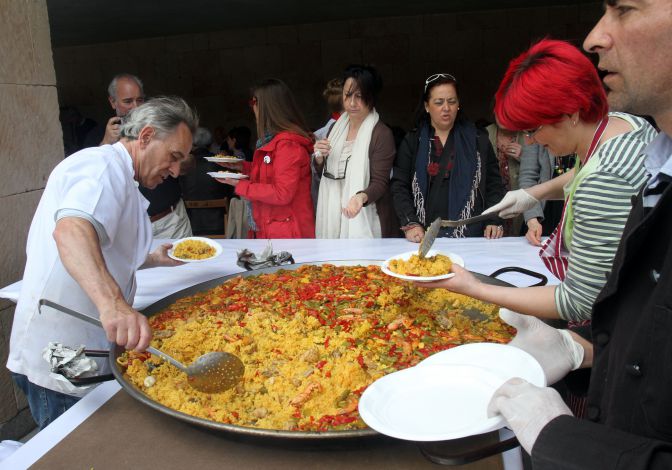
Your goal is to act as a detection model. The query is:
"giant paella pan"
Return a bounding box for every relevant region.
[107,260,546,441]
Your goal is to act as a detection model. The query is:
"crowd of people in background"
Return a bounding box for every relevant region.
[59,57,574,243]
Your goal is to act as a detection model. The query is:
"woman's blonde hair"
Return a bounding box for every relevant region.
[250,78,312,142]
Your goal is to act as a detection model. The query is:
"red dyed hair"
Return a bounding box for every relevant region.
[494,39,608,131]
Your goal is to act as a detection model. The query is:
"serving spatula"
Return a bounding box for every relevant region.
[440,213,498,228]
[418,217,442,258]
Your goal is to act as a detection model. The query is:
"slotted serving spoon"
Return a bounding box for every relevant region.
[39,299,244,394]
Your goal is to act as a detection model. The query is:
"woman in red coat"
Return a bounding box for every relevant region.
[215,78,315,238]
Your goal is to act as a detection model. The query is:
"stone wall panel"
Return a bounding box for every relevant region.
[0,0,55,85]
[0,84,62,196]
[0,190,43,289]
[298,21,351,42]
[209,27,267,50]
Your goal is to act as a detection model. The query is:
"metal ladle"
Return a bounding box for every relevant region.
[39,299,244,394]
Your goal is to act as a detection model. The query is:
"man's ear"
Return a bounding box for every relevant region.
[137,125,155,148]
[108,96,116,111]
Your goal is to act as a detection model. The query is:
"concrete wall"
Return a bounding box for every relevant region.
[0,0,63,438]
[53,2,603,143]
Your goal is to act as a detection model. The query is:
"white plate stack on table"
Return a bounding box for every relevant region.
[358,342,545,441]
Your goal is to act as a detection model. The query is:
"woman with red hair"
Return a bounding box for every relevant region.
[422,39,656,323]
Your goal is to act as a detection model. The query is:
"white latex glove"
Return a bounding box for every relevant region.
[500,308,584,384]
[483,189,539,219]
[488,378,572,454]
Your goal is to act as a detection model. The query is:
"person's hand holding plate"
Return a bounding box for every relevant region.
[215,177,240,187]
[499,308,585,384]
[414,263,480,294]
[142,243,185,268]
[487,378,572,454]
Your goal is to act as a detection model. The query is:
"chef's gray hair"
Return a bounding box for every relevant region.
[120,96,199,140]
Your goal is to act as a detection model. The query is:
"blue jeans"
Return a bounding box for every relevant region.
[11,373,80,430]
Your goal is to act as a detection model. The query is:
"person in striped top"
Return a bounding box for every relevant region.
[421,39,657,323]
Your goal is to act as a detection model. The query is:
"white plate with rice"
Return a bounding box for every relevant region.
[205,155,244,163]
[381,250,464,282]
[167,237,223,263]
[207,171,249,180]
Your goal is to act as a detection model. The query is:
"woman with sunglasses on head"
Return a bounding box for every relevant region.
[391,73,505,241]
[215,78,315,238]
[422,39,657,323]
[313,64,399,238]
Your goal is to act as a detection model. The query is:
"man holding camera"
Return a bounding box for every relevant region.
[85,73,192,238]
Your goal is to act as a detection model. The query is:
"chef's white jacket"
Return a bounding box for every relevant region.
[7,142,152,396]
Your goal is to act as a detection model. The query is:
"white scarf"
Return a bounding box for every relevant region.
[315,110,381,238]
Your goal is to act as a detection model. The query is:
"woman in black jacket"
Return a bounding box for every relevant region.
[391,73,504,240]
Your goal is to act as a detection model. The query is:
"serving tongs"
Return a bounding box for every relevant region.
[39,299,244,393]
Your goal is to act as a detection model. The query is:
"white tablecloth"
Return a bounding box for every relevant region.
[1,237,558,469]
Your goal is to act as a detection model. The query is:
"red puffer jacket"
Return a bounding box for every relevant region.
[235,131,315,239]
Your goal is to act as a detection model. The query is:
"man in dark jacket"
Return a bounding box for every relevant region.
[487,1,672,468]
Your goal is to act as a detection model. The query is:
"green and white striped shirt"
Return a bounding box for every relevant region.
[555,112,658,321]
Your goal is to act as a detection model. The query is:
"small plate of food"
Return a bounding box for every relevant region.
[205,155,245,164]
[167,237,223,263]
[381,249,464,282]
[207,171,249,180]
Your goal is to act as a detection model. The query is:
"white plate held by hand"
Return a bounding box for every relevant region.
[358,364,506,441]
[381,250,464,282]
[419,343,546,388]
[205,156,244,163]
[207,171,249,180]
[167,237,223,263]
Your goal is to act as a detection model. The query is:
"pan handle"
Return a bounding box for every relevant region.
[65,350,115,386]
[242,256,296,271]
[489,267,547,287]
[417,436,519,466]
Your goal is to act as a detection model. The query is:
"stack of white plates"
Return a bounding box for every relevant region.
[358,342,545,441]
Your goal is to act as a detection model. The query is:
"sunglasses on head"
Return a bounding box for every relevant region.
[424,73,457,92]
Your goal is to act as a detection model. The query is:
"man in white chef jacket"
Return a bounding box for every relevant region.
[6,96,198,430]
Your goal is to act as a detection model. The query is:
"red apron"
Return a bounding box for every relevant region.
[539,117,609,280]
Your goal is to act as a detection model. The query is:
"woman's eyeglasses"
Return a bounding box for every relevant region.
[424,73,457,92]
[248,96,257,108]
[523,125,543,139]
[323,156,351,180]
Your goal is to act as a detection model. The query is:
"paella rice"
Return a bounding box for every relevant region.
[172,239,216,260]
[119,264,513,431]
[388,253,453,277]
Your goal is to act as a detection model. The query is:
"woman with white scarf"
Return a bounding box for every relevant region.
[313,65,399,238]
